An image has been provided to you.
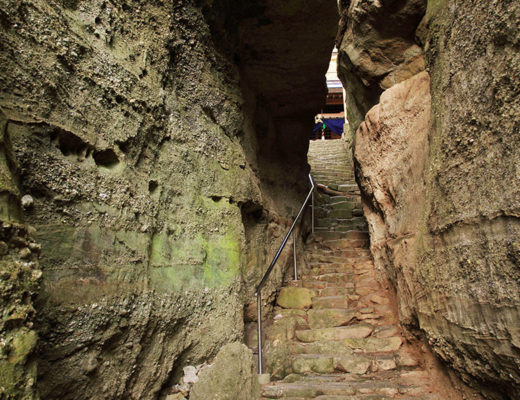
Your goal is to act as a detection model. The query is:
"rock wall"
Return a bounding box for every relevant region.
[339,0,520,398]
[336,0,427,139]
[0,0,337,398]
[0,113,41,399]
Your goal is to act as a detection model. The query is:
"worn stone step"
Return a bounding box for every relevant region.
[333,224,368,233]
[312,295,350,309]
[292,340,355,356]
[292,354,335,374]
[309,272,353,283]
[306,248,371,256]
[338,183,360,190]
[307,254,372,264]
[262,377,406,399]
[343,336,403,353]
[328,209,357,219]
[315,220,366,229]
[291,353,383,376]
[295,323,373,342]
[325,216,367,225]
[317,287,355,297]
[310,265,355,275]
[311,231,367,241]
[302,281,352,290]
[262,382,357,398]
[308,309,356,329]
[307,251,371,260]
[325,232,369,242]
[292,353,399,376]
[313,175,353,179]
[326,239,369,250]
[328,202,359,212]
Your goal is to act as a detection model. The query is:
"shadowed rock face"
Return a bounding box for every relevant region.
[0,0,337,398]
[336,0,427,137]
[340,0,520,398]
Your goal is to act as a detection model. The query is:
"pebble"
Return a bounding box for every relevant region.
[21,194,34,210]
[20,247,32,259]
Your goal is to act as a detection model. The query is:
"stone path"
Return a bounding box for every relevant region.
[260,140,449,400]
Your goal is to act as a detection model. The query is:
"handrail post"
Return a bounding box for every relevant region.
[311,190,315,234]
[293,231,298,281]
[256,291,263,374]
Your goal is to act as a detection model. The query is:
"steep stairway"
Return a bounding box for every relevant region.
[260,140,448,400]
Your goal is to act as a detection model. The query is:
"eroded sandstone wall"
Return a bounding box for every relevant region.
[0,113,41,399]
[0,0,337,398]
[338,0,520,398]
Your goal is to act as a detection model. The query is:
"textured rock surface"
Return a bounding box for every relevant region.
[354,71,431,331]
[0,0,337,398]
[0,113,41,400]
[336,0,427,137]
[347,1,520,398]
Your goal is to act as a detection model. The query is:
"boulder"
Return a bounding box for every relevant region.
[190,342,260,400]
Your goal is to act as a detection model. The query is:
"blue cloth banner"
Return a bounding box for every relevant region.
[312,119,344,135]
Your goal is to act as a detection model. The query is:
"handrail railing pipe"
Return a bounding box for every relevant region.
[311,191,315,234]
[293,232,297,281]
[255,174,315,374]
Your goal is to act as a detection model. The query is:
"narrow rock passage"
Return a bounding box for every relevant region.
[260,140,457,400]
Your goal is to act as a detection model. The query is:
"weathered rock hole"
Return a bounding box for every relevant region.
[51,128,89,158]
[93,148,119,168]
[148,180,158,193]
[240,201,264,224]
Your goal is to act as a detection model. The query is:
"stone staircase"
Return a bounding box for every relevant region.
[259,140,445,400]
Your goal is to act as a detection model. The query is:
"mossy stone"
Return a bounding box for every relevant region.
[276,287,314,309]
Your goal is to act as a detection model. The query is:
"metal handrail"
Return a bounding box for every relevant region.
[255,173,315,374]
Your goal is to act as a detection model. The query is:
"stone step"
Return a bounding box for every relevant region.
[262,374,411,399]
[312,296,351,310]
[306,249,371,258]
[311,171,352,176]
[338,183,360,190]
[314,217,367,229]
[307,254,372,264]
[343,336,403,353]
[328,209,357,219]
[311,231,368,241]
[302,280,354,290]
[309,265,355,275]
[312,177,354,183]
[291,352,400,376]
[305,253,372,263]
[308,309,357,329]
[295,323,373,342]
[317,287,355,297]
[328,203,361,213]
[308,272,353,283]
[329,196,360,204]
[320,238,369,249]
[332,224,369,233]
